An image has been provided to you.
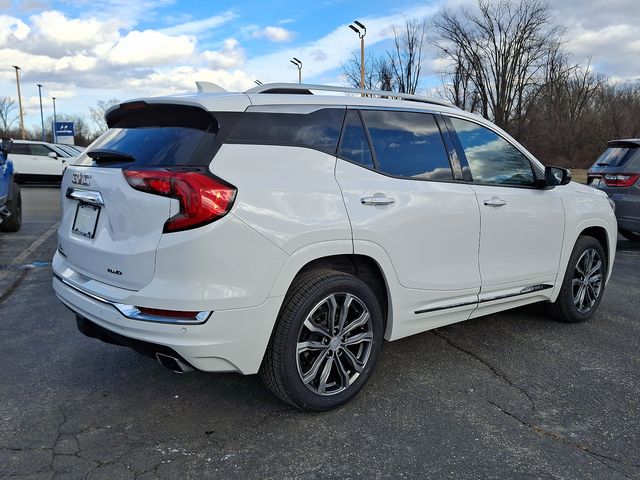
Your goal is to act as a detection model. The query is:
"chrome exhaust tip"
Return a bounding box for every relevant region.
[155,352,194,373]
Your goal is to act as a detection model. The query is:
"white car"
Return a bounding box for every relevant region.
[9,140,75,183]
[52,83,617,411]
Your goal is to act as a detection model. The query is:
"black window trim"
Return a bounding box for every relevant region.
[226,106,346,157]
[337,107,465,185]
[444,113,546,190]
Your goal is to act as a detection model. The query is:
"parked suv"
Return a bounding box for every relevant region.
[52,83,617,410]
[0,138,22,232]
[9,140,74,183]
[588,139,640,242]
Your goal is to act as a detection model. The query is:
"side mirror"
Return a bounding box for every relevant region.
[48,151,58,158]
[545,166,571,187]
[1,138,13,154]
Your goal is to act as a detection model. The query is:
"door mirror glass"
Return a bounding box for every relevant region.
[1,138,13,154]
[48,151,58,158]
[545,166,571,186]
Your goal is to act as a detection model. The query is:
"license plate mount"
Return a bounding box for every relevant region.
[72,203,100,239]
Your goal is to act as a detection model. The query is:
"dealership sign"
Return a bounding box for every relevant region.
[53,122,75,145]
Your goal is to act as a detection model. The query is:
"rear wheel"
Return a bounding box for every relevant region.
[549,236,606,322]
[0,183,22,232]
[260,270,384,411]
[620,229,640,242]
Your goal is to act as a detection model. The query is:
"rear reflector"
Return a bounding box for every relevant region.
[123,169,236,233]
[137,307,200,319]
[602,173,640,187]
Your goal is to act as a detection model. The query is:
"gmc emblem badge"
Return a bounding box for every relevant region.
[72,173,92,186]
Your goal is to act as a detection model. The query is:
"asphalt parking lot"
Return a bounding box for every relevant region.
[1,186,639,480]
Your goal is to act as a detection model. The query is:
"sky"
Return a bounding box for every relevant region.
[1,0,639,132]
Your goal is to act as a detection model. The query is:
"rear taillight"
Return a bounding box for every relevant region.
[123,169,236,233]
[602,173,640,187]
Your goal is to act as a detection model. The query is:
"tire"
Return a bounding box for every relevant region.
[0,182,22,232]
[260,269,384,411]
[619,229,640,242]
[549,236,606,322]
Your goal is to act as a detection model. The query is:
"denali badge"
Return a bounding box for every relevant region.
[107,268,123,276]
[72,173,92,186]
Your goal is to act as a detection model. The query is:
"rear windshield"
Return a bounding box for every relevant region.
[77,104,221,168]
[593,147,640,168]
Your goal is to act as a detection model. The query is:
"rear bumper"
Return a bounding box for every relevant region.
[53,275,284,374]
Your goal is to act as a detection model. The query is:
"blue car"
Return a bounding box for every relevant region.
[0,138,22,232]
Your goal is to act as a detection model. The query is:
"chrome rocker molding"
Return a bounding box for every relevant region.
[414,284,553,315]
[54,274,212,325]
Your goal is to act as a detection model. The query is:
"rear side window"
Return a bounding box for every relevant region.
[450,117,535,186]
[338,110,374,168]
[11,144,30,155]
[361,110,453,180]
[228,108,345,155]
[593,147,640,168]
[77,104,221,168]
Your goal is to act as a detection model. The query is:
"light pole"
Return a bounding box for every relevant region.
[37,84,45,141]
[52,96,57,143]
[12,66,25,139]
[348,20,367,89]
[290,57,302,84]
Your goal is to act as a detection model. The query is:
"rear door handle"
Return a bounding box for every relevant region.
[483,198,507,207]
[361,194,395,206]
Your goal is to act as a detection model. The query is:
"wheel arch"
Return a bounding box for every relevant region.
[551,220,616,302]
[269,242,394,339]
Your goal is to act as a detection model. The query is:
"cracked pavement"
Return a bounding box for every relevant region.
[1,187,639,479]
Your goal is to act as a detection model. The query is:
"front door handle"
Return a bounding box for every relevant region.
[361,194,395,206]
[483,197,507,207]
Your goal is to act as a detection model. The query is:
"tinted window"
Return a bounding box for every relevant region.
[451,117,535,186]
[78,105,222,168]
[229,108,345,155]
[593,147,640,168]
[11,144,29,155]
[338,110,373,168]
[29,144,53,157]
[361,110,453,180]
[82,128,213,167]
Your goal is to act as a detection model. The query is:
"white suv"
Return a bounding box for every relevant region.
[9,140,75,182]
[52,83,617,411]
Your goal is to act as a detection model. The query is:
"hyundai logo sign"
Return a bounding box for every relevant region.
[53,121,75,145]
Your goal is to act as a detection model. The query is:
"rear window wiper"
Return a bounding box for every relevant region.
[87,149,135,164]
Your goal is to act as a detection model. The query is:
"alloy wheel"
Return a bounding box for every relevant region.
[296,293,374,396]
[572,248,603,314]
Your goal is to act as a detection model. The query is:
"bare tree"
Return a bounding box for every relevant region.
[0,96,18,134]
[387,17,428,94]
[433,0,562,128]
[341,52,395,91]
[89,99,120,135]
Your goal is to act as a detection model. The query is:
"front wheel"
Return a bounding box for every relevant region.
[549,236,606,322]
[261,270,384,411]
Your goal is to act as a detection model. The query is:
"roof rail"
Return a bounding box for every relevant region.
[245,83,457,108]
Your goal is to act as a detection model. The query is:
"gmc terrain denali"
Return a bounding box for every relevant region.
[53,83,617,411]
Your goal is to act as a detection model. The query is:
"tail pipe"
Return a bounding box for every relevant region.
[155,352,195,373]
